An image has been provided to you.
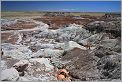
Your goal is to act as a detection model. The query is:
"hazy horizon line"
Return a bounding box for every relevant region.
[1,10,121,13]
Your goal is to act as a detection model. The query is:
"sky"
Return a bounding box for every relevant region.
[1,1,121,12]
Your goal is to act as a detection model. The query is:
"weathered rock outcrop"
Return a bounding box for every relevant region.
[83,21,121,37]
[11,58,56,81]
[32,49,64,58]
[56,24,91,42]
[97,55,121,80]
[1,68,19,81]
[59,47,121,81]
[100,38,121,52]
[60,48,99,81]
[78,33,112,46]
[1,43,32,59]
[1,15,121,81]
[64,41,87,51]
